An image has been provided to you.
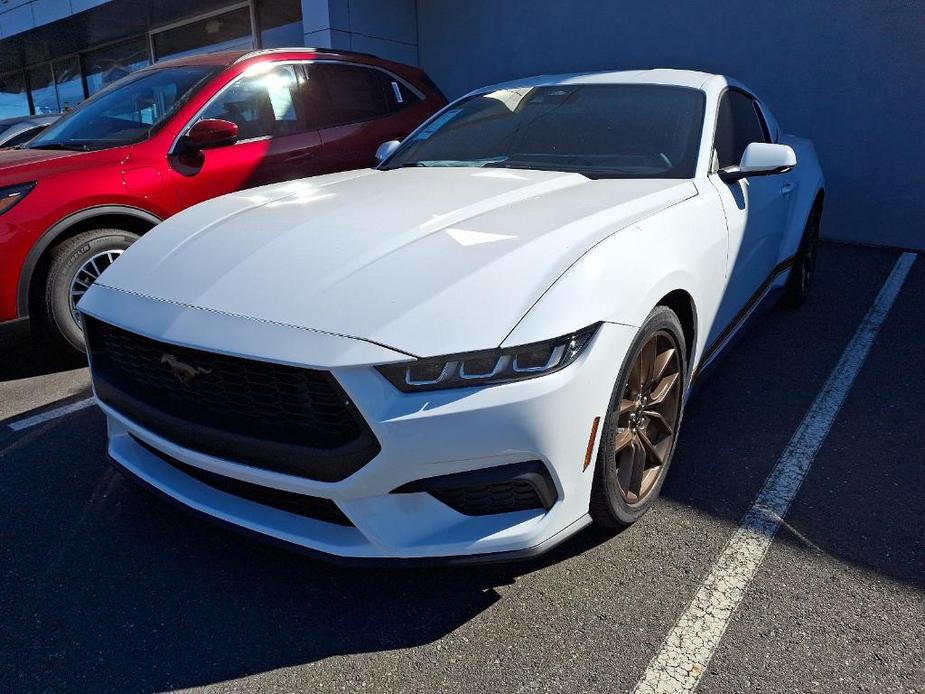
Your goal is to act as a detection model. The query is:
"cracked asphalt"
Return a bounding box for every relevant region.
[1,242,923,693]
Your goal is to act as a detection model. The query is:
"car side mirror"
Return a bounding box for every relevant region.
[375,139,401,163]
[183,119,238,151]
[718,142,796,183]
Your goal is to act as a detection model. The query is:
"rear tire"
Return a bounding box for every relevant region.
[780,203,821,308]
[44,228,138,352]
[590,306,688,528]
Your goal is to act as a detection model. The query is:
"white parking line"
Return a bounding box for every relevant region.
[632,251,917,694]
[6,397,96,432]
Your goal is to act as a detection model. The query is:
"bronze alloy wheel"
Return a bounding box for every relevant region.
[612,329,682,504]
[590,306,687,528]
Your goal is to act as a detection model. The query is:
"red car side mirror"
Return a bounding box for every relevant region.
[184,119,238,151]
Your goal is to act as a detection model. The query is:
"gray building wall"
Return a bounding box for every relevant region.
[0,0,109,38]
[302,0,418,66]
[417,0,925,250]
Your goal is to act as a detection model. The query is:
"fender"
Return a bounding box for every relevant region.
[504,192,728,376]
[16,205,162,317]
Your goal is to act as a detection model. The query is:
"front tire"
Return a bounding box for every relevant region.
[590,306,687,528]
[44,228,138,352]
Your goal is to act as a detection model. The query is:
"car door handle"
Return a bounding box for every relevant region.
[285,151,317,164]
[781,182,794,195]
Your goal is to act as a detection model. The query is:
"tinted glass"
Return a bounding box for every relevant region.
[385,84,706,179]
[28,64,57,115]
[153,7,253,62]
[714,90,768,168]
[29,66,214,151]
[304,63,392,129]
[54,57,85,112]
[0,71,29,119]
[258,0,303,48]
[388,77,420,111]
[3,126,44,147]
[84,38,150,95]
[199,64,302,140]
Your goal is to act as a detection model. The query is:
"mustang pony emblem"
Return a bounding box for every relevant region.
[160,353,212,384]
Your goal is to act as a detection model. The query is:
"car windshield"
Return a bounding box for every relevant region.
[383,84,706,179]
[27,66,217,152]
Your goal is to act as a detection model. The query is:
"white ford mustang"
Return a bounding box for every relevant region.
[79,69,824,564]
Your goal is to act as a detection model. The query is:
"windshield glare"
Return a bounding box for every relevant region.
[384,84,706,179]
[28,66,217,152]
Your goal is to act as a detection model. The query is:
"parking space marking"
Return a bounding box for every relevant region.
[632,252,917,694]
[6,397,96,432]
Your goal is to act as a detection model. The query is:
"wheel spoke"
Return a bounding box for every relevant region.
[649,372,679,406]
[638,338,657,390]
[643,409,673,436]
[628,439,646,499]
[618,398,635,415]
[639,430,665,465]
[614,427,633,452]
[652,347,677,383]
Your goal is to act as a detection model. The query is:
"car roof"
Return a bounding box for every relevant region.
[149,47,381,70]
[474,68,724,93]
[0,113,59,127]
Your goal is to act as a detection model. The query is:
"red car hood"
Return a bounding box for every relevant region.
[0,146,129,185]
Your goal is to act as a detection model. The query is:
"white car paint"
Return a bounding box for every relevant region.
[79,69,824,563]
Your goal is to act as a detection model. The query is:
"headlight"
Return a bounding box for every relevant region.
[377,323,600,392]
[0,182,36,215]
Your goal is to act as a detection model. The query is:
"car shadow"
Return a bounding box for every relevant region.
[0,334,85,382]
[2,414,618,691]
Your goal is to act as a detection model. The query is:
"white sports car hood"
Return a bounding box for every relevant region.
[96,167,695,356]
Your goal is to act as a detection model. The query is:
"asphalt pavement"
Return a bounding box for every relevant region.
[1,242,922,693]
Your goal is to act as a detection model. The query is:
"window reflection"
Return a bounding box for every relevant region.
[54,57,85,112]
[258,0,303,48]
[153,7,253,62]
[84,38,151,96]
[28,64,57,114]
[0,71,29,119]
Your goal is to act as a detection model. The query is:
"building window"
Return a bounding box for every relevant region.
[27,64,57,114]
[0,71,29,119]
[152,6,254,63]
[53,57,85,112]
[84,37,151,95]
[257,0,303,49]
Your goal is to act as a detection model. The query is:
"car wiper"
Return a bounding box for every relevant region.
[28,142,89,151]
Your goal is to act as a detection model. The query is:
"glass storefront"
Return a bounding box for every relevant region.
[53,57,85,111]
[152,6,254,63]
[258,0,304,49]
[27,64,58,114]
[0,1,303,119]
[84,37,151,95]
[0,71,29,120]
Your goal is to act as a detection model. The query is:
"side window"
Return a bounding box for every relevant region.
[388,78,421,111]
[3,126,44,147]
[714,91,768,168]
[200,64,302,141]
[303,63,406,129]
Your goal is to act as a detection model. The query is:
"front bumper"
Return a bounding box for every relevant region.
[82,284,636,562]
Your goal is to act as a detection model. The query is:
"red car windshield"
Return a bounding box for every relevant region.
[28,65,217,152]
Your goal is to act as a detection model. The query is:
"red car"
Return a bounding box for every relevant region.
[0,48,445,351]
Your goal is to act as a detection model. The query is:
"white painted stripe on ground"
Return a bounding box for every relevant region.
[633,251,917,694]
[6,397,96,431]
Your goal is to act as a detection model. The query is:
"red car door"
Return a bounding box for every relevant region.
[167,63,323,209]
[303,62,424,173]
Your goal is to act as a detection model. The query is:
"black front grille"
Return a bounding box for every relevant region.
[131,436,353,526]
[85,317,380,482]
